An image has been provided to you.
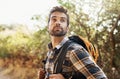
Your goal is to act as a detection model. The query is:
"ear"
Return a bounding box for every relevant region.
[66,26,69,32]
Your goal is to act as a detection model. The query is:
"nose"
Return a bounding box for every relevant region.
[55,20,60,26]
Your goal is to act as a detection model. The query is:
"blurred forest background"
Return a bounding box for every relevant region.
[0,0,120,79]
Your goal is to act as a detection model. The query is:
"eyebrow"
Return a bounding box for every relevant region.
[51,16,67,19]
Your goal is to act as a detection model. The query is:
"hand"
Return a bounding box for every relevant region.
[49,73,65,79]
[38,68,45,79]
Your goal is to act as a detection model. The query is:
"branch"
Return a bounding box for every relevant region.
[111,14,120,33]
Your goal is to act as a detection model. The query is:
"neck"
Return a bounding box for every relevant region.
[51,36,65,48]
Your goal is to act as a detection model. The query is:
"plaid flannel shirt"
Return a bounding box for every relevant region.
[45,37,107,79]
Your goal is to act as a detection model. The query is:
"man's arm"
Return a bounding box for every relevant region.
[38,68,45,79]
[49,74,65,79]
[69,47,108,79]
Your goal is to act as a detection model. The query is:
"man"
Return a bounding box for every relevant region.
[39,6,107,79]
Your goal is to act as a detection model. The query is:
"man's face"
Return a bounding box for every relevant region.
[48,11,68,37]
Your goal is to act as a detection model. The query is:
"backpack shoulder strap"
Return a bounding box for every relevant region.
[53,40,72,73]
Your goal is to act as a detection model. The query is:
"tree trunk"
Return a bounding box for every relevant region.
[110,14,120,66]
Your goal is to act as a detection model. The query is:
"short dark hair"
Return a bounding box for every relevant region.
[48,6,69,26]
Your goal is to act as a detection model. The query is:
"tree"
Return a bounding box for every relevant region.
[57,0,120,78]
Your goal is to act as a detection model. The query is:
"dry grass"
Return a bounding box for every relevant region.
[0,55,42,79]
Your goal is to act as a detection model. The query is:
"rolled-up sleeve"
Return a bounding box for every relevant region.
[69,46,107,79]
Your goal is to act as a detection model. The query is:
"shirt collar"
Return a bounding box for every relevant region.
[48,37,69,50]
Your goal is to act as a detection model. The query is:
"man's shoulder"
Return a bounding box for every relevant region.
[66,41,84,51]
[62,40,87,57]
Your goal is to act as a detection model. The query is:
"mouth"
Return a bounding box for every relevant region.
[53,26,62,31]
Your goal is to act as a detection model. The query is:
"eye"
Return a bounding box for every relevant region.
[52,18,56,22]
[60,19,65,22]
[51,17,57,22]
[60,17,67,22]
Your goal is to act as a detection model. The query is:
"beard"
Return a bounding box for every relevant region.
[49,26,67,37]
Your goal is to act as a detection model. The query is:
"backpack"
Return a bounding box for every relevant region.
[53,35,99,79]
[69,35,99,62]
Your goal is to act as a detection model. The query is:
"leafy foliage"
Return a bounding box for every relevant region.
[57,0,120,78]
[0,24,48,79]
[0,0,120,79]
